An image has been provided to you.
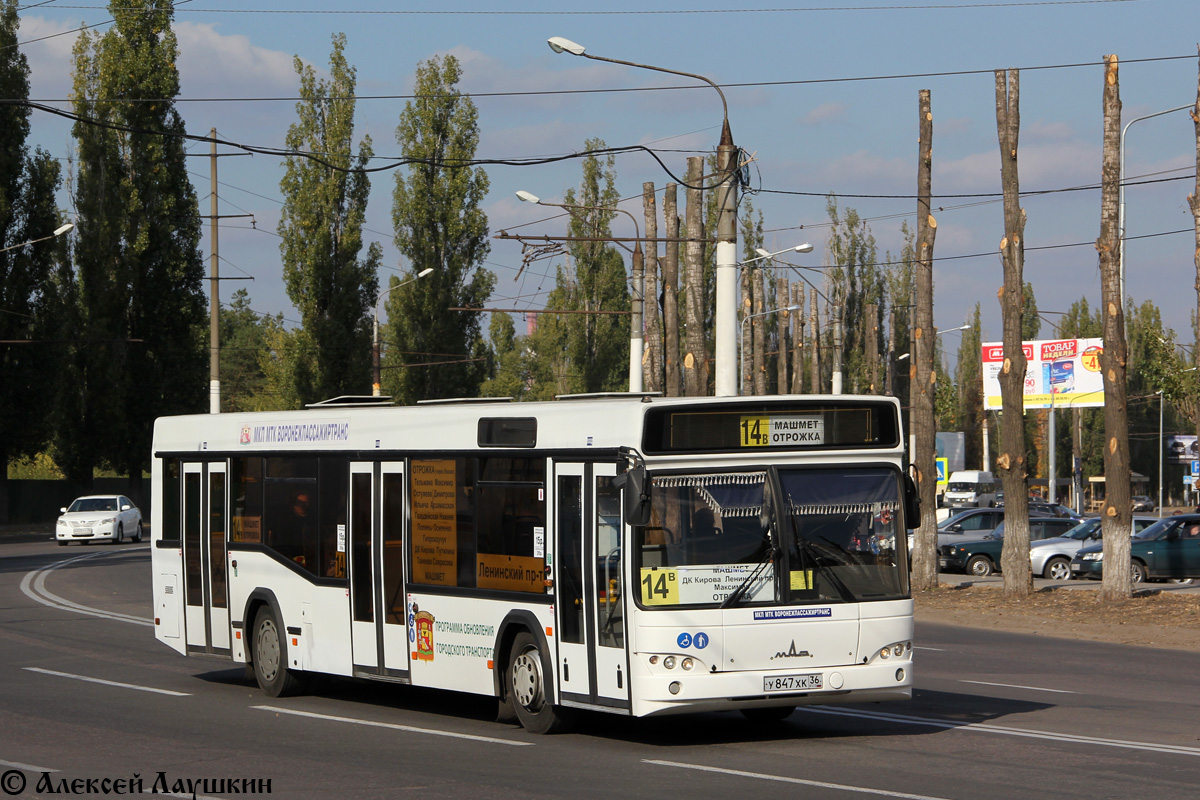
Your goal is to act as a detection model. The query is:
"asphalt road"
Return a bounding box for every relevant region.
[1,538,1198,800]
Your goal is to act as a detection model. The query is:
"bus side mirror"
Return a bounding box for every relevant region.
[903,474,920,529]
[613,464,651,527]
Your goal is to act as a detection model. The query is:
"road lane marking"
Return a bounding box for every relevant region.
[20,548,153,626]
[0,759,57,773]
[23,667,190,697]
[960,680,1074,694]
[252,705,532,746]
[799,705,1200,757]
[913,646,944,651]
[645,760,952,800]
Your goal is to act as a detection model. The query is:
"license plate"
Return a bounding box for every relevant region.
[764,673,822,692]
[75,528,92,536]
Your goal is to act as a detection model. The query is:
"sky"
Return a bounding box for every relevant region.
[12,0,1200,364]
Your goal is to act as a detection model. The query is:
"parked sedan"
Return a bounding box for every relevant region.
[1072,514,1200,583]
[55,495,143,545]
[939,517,1080,577]
[1029,516,1158,580]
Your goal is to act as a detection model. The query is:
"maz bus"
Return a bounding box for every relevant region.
[151,394,917,733]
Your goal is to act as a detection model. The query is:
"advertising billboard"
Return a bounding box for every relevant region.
[982,337,1104,411]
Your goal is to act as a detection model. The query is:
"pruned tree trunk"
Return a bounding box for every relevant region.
[791,283,806,394]
[741,254,752,394]
[994,70,1033,598]
[809,289,822,393]
[886,308,897,395]
[682,157,707,396]
[777,276,790,394]
[662,183,681,397]
[1098,54,1133,601]
[642,181,662,393]
[866,302,879,393]
[752,268,767,395]
[910,88,940,591]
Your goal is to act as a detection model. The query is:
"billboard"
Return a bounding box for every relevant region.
[982,337,1104,411]
[1166,434,1198,464]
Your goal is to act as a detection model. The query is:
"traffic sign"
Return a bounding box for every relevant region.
[936,458,948,485]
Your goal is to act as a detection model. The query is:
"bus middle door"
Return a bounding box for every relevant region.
[182,461,231,655]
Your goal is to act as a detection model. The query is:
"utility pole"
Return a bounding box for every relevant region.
[209,129,219,414]
[714,120,738,396]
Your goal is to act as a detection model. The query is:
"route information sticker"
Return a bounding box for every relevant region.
[739,414,825,447]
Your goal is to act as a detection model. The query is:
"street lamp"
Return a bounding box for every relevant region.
[0,222,72,254]
[547,36,738,396]
[1118,104,1190,305]
[517,189,645,392]
[373,268,434,396]
[740,305,800,395]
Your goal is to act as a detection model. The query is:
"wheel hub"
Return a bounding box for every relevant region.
[511,649,544,711]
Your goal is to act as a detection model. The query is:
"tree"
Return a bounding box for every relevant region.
[524,141,629,398]
[387,54,494,403]
[955,305,985,469]
[480,313,528,400]
[1097,55,1133,601]
[67,0,207,495]
[220,288,281,412]
[0,0,65,521]
[826,196,884,395]
[279,33,380,405]
[994,69,1033,598]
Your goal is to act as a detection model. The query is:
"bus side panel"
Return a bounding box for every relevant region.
[406,593,553,698]
[153,556,185,654]
[230,552,353,678]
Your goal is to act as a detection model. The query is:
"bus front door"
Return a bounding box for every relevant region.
[183,461,230,655]
[554,462,630,711]
[349,462,410,680]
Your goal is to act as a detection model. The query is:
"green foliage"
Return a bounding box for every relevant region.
[955,305,985,468]
[64,0,206,486]
[220,289,284,411]
[278,33,380,405]
[387,54,494,404]
[0,0,66,490]
[524,141,630,397]
[479,313,528,399]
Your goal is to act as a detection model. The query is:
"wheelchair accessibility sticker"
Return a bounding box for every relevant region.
[677,632,709,649]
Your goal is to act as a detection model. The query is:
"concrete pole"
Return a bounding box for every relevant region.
[209,129,220,414]
[714,127,738,396]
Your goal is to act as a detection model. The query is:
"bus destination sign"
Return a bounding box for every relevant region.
[739,414,824,447]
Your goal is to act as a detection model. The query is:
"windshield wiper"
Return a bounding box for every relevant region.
[721,544,779,609]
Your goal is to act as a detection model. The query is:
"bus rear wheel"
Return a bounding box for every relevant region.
[508,632,574,734]
[252,607,307,698]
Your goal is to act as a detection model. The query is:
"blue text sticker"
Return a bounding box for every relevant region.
[694,632,709,649]
[677,632,693,648]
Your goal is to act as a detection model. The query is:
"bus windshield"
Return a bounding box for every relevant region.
[635,467,907,608]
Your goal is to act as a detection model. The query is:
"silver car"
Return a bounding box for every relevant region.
[55,495,144,545]
[1029,516,1157,580]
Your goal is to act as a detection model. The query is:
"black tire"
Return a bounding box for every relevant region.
[251,606,307,698]
[741,705,796,723]
[132,521,143,543]
[966,555,994,578]
[1130,561,1148,584]
[508,631,574,734]
[1043,557,1072,581]
[115,523,123,544]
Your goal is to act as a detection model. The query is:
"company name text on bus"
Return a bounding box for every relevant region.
[239,419,351,446]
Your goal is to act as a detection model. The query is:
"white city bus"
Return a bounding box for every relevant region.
[151,394,917,733]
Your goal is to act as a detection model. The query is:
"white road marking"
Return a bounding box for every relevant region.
[20,548,153,626]
[799,705,1200,757]
[253,705,533,746]
[23,667,190,697]
[645,760,952,800]
[961,679,1074,694]
[913,646,944,651]
[0,759,57,773]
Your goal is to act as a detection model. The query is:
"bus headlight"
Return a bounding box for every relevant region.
[879,641,911,661]
[663,656,676,670]
[681,657,694,671]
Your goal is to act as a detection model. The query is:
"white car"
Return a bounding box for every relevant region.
[56,495,143,546]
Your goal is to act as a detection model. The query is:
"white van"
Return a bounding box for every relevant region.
[943,470,998,509]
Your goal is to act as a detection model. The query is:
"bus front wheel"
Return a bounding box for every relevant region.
[508,631,574,734]
[252,607,307,698]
